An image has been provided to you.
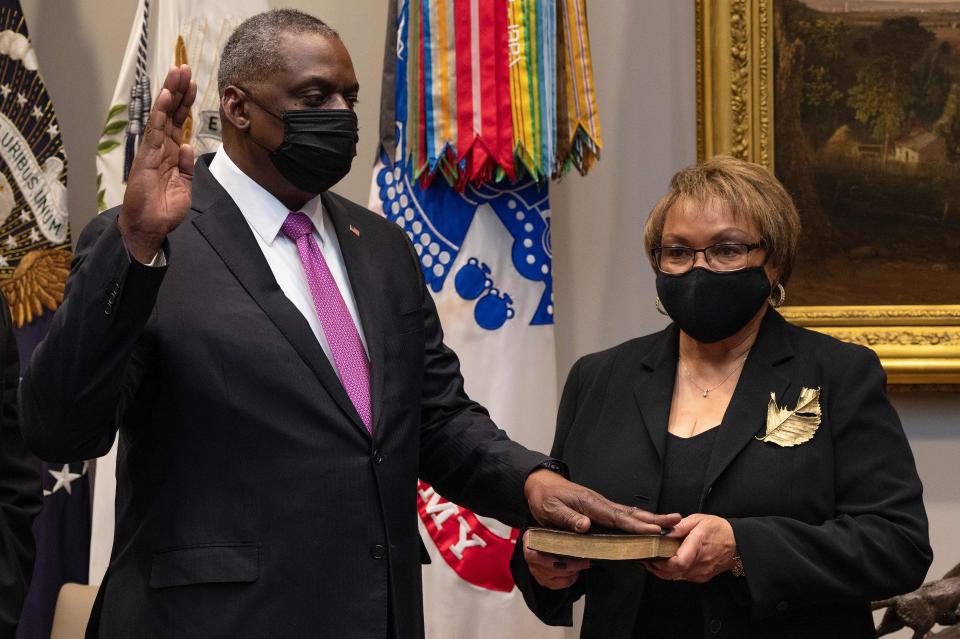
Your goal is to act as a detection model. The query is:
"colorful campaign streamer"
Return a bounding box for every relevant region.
[422,0,456,174]
[453,0,515,186]
[397,0,599,189]
[507,0,557,182]
[556,0,602,176]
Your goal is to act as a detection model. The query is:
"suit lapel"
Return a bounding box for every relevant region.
[632,324,680,462]
[189,157,369,438]
[322,192,387,439]
[703,309,794,490]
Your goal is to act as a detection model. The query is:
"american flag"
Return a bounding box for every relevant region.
[0,0,87,636]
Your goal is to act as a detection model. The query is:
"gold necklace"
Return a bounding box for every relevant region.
[679,355,747,398]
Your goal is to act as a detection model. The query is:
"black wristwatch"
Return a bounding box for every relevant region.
[535,459,567,476]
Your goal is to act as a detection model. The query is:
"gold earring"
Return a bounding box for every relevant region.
[655,296,669,316]
[769,283,786,308]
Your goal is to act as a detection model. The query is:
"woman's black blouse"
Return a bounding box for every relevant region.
[634,427,719,639]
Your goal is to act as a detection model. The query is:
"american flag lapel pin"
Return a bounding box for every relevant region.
[349,224,361,238]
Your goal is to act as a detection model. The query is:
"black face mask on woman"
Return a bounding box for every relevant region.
[655,266,772,343]
[241,89,359,194]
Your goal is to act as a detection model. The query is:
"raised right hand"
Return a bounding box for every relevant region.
[522,529,591,590]
[119,64,198,263]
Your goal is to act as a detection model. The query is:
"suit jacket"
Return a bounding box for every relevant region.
[20,155,547,639]
[512,308,932,639]
[0,293,41,637]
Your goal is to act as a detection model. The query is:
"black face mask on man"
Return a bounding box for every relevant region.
[655,266,772,343]
[240,89,359,194]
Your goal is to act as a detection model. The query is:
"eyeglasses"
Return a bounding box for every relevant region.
[653,242,766,274]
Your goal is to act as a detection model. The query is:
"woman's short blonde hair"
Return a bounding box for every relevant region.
[643,155,802,284]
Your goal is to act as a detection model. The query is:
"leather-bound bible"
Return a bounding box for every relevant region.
[525,528,680,560]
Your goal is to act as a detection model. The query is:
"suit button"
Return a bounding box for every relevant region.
[709,618,722,634]
[373,450,383,464]
[776,600,789,613]
[371,544,386,560]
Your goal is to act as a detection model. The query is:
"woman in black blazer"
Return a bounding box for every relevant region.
[512,156,932,638]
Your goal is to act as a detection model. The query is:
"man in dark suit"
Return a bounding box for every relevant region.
[19,10,676,638]
[0,292,41,637]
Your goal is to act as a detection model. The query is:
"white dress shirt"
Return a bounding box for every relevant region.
[207,145,369,375]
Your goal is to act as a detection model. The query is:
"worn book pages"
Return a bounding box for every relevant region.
[526,528,681,560]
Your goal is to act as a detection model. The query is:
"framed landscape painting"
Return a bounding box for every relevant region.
[697,0,960,384]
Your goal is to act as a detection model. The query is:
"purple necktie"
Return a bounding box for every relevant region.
[281,212,372,433]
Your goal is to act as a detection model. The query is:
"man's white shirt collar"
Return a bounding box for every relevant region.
[204,143,370,362]
[208,144,328,245]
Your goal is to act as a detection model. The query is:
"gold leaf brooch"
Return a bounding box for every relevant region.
[756,387,821,447]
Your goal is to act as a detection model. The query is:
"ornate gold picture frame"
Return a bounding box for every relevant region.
[696,0,960,385]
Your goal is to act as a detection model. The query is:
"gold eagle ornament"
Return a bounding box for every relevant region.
[756,386,822,447]
[1,248,72,328]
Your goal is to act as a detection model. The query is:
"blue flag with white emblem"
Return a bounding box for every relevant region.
[369,1,562,636]
[0,1,87,637]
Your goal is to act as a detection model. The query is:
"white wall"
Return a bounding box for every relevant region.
[19,0,959,634]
